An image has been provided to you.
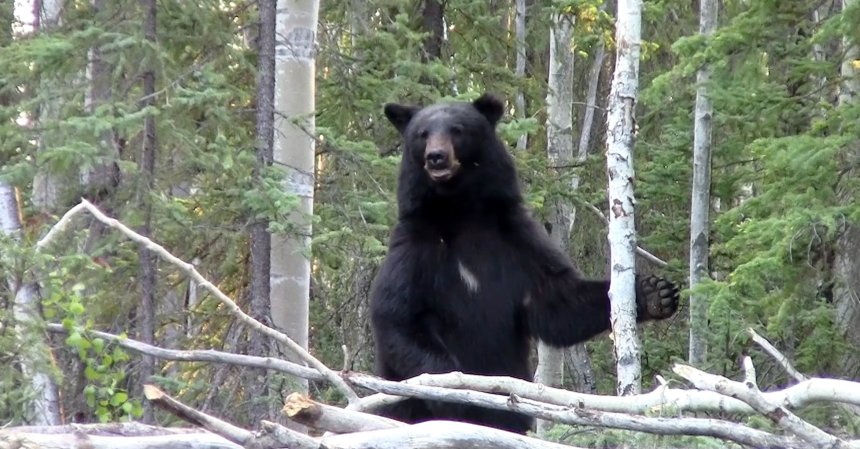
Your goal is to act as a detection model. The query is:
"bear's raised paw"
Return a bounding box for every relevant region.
[636,275,680,321]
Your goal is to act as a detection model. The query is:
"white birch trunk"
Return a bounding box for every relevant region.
[272,0,320,394]
[564,40,606,395]
[604,0,643,396]
[688,0,717,367]
[1,183,61,425]
[0,184,20,236]
[7,0,62,426]
[535,11,575,435]
[534,340,564,435]
[514,0,528,151]
[544,10,575,264]
[834,0,860,378]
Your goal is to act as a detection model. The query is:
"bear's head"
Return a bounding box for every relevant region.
[384,94,521,218]
[384,94,505,185]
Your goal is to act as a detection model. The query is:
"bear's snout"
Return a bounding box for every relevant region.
[425,149,449,169]
[423,134,460,182]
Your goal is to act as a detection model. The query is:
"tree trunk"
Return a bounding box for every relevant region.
[80,0,119,269]
[810,2,830,112]
[604,0,643,396]
[688,0,717,367]
[31,0,66,213]
[6,0,63,426]
[272,0,320,399]
[837,0,858,107]
[514,0,528,151]
[536,10,575,435]
[556,32,608,396]
[1,183,61,425]
[421,0,444,61]
[833,0,860,378]
[349,0,368,50]
[247,0,277,420]
[80,0,119,202]
[577,40,605,157]
[564,345,596,394]
[138,0,158,424]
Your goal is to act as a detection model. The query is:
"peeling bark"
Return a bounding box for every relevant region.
[604,0,643,396]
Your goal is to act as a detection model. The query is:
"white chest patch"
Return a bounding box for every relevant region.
[457,260,480,294]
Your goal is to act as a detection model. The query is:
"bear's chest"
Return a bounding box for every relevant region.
[421,225,530,311]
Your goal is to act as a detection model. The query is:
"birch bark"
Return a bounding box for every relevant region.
[1,183,61,425]
[272,0,320,395]
[604,0,643,396]
[688,0,717,367]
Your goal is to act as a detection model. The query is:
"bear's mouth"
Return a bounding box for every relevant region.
[425,161,460,183]
[427,168,453,182]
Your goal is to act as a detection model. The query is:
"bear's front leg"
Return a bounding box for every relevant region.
[635,275,680,321]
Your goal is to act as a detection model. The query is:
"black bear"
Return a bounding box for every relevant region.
[370,93,679,434]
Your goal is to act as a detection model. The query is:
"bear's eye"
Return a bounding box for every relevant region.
[449,125,464,136]
[418,129,429,140]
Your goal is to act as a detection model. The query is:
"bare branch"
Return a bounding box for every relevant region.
[742,355,758,387]
[748,328,807,382]
[37,199,358,403]
[44,322,860,422]
[749,328,860,417]
[369,370,860,415]
[347,392,408,412]
[144,385,253,445]
[255,420,319,449]
[319,421,582,449]
[584,203,667,266]
[283,393,404,433]
[146,386,319,449]
[347,373,801,449]
[145,386,582,449]
[0,423,241,449]
[35,202,88,250]
[45,323,326,381]
[674,362,859,449]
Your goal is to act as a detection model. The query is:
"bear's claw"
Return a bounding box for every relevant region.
[637,275,680,320]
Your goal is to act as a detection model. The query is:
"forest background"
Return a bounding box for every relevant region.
[0,0,858,447]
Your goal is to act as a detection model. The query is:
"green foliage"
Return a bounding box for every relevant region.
[65,325,144,422]
[639,0,860,383]
[43,255,145,422]
[1,0,858,433]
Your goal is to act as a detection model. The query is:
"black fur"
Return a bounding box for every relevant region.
[370,94,678,434]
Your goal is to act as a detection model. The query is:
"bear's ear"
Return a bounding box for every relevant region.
[472,93,504,126]
[384,103,419,134]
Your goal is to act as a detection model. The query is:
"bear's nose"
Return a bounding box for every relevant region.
[425,150,449,169]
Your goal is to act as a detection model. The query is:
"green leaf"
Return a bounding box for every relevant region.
[110,391,128,406]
